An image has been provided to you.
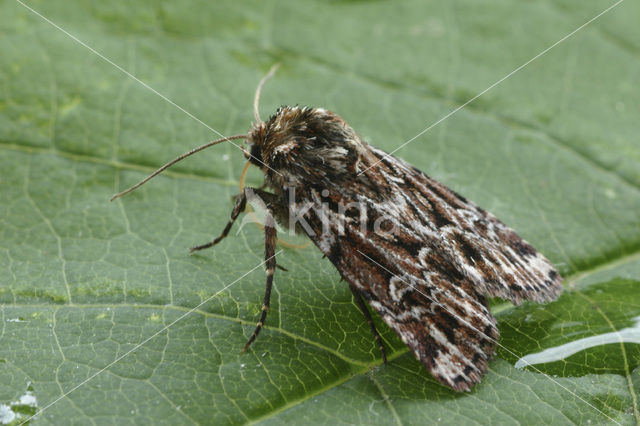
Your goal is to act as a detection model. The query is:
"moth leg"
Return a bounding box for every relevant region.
[189,191,247,253]
[242,209,277,352]
[245,187,289,272]
[350,286,388,363]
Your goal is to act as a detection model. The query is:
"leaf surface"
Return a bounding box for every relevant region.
[1,0,639,424]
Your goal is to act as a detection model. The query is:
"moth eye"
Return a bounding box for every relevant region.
[248,144,263,166]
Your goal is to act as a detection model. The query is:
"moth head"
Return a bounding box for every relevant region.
[249,106,367,187]
[246,65,366,184]
[245,106,307,172]
[245,121,267,169]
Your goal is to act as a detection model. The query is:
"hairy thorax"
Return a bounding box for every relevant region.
[247,106,367,191]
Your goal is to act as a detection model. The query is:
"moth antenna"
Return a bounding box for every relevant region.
[253,64,280,124]
[110,134,248,201]
[238,160,252,193]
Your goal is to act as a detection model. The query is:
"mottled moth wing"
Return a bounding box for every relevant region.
[285,141,561,391]
[364,146,563,305]
[321,218,499,391]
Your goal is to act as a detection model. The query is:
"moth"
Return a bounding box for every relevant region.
[111,66,562,391]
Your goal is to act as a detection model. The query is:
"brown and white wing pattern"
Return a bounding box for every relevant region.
[331,222,499,392]
[284,145,561,391]
[362,146,562,305]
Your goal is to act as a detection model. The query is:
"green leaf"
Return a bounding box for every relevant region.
[2,0,639,424]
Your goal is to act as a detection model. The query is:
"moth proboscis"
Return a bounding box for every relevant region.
[111,66,563,392]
